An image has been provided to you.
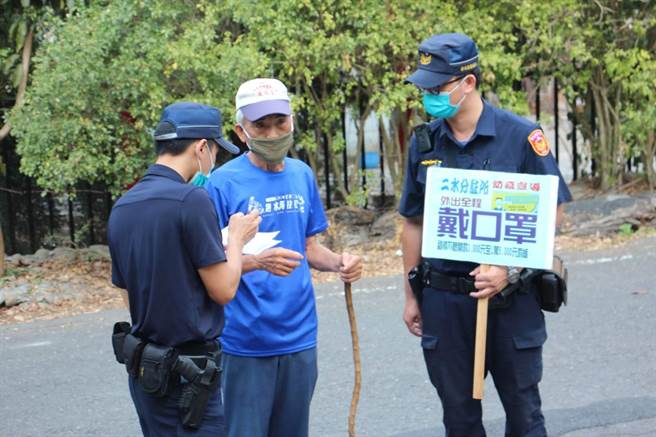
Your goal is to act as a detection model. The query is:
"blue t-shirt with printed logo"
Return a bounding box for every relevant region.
[205,155,329,357]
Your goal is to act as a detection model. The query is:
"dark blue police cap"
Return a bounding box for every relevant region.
[406,33,480,89]
[154,102,240,154]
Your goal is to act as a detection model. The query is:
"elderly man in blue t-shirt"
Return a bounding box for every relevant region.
[205,78,363,437]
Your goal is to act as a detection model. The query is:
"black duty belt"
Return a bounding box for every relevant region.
[177,341,220,369]
[176,341,219,356]
[422,268,477,295]
[111,323,221,430]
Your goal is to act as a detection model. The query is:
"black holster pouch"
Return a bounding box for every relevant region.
[122,333,146,377]
[521,256,568,312]
[537,256,568,312]
[407,263,425,306]
[139,343,179,397]
[111,322,131,364]
[174,356,220,430]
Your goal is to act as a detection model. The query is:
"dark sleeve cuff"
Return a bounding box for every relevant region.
[195,254,227,269]
[307,222,329,237]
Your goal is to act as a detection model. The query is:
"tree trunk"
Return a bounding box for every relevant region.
[329,144,349,203]
[348,107,371,194]
[591,84,610,189]
[311,123,323,174]
[644,130,656,190]
[387,109,417,196]
[590,67,624,191]
[325,130,349,203]
[611,86,623,187]
[0,26,33,141]
[575,93,596,179]
[380,114,402,198]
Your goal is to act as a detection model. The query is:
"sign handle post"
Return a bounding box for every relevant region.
[472,264,490,400]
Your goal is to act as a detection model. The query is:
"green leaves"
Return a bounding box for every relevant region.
[9,0,267,195]
[6,0,656,197]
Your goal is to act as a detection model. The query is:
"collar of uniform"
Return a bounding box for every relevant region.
[145,164,186,183]
[476,100,496,137]
[437,98,496,146]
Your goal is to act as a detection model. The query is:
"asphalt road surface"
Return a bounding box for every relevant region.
[2,235,655,436]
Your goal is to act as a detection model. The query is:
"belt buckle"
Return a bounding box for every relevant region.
[422,266,431,288]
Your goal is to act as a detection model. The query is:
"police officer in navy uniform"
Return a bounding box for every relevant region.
[399,34,572,436]
[108,102,260,436]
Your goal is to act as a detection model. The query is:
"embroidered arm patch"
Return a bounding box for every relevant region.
[528,129,550,157]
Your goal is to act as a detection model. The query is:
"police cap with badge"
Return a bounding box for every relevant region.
[406,32,480,90]
[406,33,481,153]
[154,102,240,154]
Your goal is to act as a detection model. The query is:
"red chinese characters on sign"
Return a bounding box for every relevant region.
[493,180,541,192]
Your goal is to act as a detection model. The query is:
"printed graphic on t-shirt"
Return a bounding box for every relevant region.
[249,193,306,216]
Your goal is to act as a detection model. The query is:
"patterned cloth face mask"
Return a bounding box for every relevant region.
[241,121,295,165]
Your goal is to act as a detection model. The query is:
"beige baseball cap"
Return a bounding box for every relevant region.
[235,78,292,121]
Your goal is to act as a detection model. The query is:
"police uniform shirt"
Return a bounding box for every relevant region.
[399,99,572,275]
[108,164,226,347]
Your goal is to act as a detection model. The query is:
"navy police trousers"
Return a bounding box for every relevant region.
[420,285,547,437]
[129,375,225,436]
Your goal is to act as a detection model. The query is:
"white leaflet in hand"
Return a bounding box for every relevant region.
[221,227,281,255]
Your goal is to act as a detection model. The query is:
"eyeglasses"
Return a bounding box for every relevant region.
[422,76,467,95]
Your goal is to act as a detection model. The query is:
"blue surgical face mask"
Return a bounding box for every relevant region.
[422,78,467,119]
[189,142,215,187]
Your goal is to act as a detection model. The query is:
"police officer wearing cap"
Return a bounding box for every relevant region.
[399,34,572,436]
[108,102,261,436]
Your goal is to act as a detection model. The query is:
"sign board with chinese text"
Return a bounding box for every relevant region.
[422,167,558,270]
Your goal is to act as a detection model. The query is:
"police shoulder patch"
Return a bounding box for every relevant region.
[527,129,550,157]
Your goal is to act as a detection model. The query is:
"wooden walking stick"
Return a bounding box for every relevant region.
[344,282,361,437]
[472,264,490,400]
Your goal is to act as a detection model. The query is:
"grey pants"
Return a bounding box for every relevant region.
[221,347,318,437]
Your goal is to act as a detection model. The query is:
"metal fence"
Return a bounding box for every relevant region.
[1,80,589,255]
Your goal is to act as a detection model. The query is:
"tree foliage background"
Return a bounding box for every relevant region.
[2,0,656,199]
